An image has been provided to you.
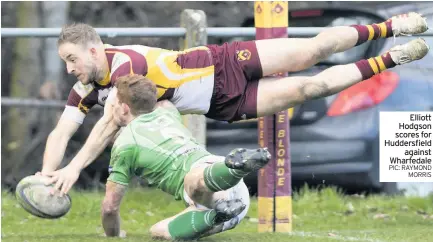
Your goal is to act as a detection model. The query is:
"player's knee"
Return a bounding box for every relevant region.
[149,222,171,240]
[184,168,206,200]
[310,36,337,62]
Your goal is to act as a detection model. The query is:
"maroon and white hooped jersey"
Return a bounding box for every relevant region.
[61,44,215,124]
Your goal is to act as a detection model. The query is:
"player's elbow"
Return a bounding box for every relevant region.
[101,198,120,216]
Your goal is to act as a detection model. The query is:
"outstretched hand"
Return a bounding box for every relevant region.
[43,165,81,196]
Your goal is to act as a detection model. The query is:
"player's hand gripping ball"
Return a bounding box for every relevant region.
[15,175,72,219]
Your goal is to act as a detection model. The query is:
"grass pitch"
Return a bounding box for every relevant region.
[2,186,433,242]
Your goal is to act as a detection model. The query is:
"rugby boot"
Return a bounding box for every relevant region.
[390,12,428,36]
[213,198,247,224]
[388,38,430,65]
[225,147,271,172]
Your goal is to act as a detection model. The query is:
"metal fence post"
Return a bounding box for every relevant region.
[179,9,207,148]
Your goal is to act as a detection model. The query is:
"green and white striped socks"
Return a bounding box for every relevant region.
[203,162,249,192]
[168,209,216,240]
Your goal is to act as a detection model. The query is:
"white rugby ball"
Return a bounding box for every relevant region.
[15,175,72,219]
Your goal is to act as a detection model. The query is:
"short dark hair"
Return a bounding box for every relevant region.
[115,74,157,116]
[58,23,102,47]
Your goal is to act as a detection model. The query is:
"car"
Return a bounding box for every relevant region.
[205,2,433,195]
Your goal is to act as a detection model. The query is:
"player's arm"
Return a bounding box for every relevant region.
[102,147,134,237]
[70,50,148,170]
[69,87,120,170]
[41,85,90,174]
[102,181,127,237]
[45,88,120,195]
[41,118,80,173]
[46,51,146,194]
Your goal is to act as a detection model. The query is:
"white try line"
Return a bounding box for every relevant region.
[289,231,386,242]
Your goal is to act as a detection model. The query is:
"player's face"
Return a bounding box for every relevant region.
[58,42,100,85]
[112,94,129,127]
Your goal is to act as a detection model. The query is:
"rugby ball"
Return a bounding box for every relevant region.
[15,175,72,219]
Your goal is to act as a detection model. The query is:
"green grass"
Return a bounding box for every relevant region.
[2,186,433,242]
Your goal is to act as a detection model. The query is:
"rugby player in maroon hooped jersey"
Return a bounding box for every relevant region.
[40,12,429,195]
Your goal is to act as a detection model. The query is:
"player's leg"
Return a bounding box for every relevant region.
[184,148,271,207]
[149,199,245,240]
[199,180,251,238]
[255,38,429,117]
[256,12,428,75]
[149,206,196,240]
[182,174,251,239]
